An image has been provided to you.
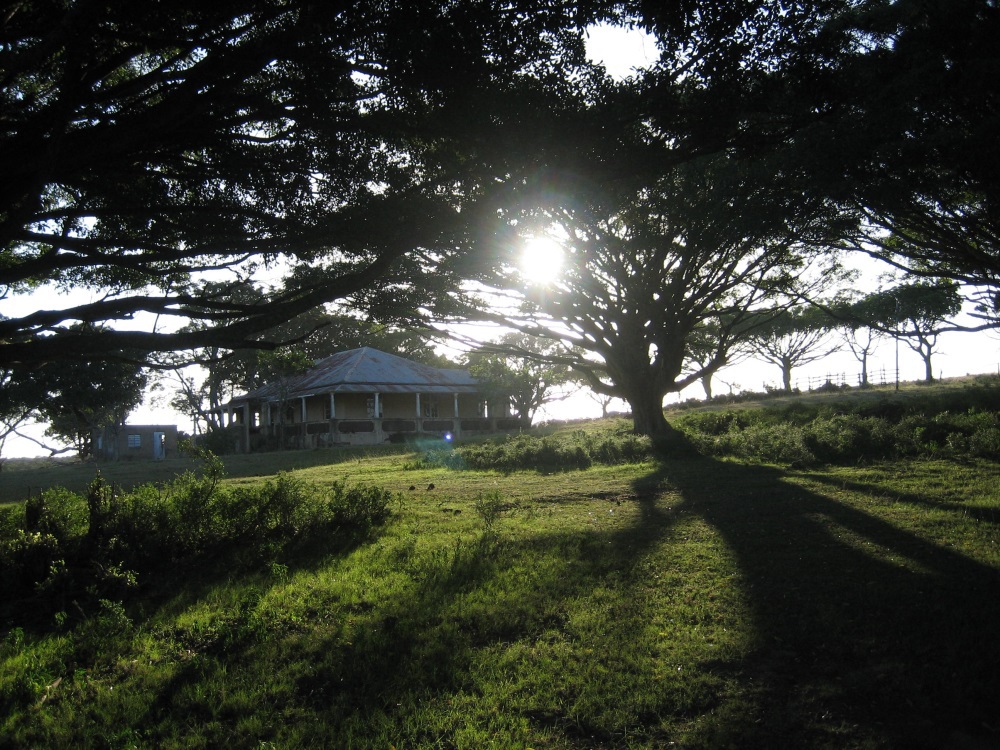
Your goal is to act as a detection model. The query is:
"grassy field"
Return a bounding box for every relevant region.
[2,383,999,748]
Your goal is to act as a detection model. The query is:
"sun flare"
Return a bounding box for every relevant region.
[520,237,565,285]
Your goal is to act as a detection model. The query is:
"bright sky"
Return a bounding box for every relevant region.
[3,25,998,456]
[585,22,660,77]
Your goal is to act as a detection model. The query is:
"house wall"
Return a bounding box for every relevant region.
[96,425,179,461]
[380,392,415,417]
[269,392,487,425]
[304,397,324,423]
[457,395,483,418]
[334,393,371,419]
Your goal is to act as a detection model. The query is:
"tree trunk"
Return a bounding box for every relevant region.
[782,362,793,392]
[627,390,690,453]
[631,394,668,436]
[923,353,934,382]
[702,372,714,400]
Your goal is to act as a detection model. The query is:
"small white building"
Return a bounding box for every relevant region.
[220,347,519,452]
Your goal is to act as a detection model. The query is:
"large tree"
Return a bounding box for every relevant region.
[0,0,607,367]
[465,151,845,440]
[850,1,1000,301]
[630,1,1000,320]
[453,0,910,439]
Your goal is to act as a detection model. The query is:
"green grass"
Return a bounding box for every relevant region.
[2,381,999,748]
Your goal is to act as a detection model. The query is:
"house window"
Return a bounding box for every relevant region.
[127,434,141,449]
[422,398,438,418]
[285,406,295,422]
[324,403,332,419]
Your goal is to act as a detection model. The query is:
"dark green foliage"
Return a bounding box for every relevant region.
[676,386,1000,466]
[195,425,245,456]
[0,452,397,631]
[455,430,653,472]
[464,333,578,423]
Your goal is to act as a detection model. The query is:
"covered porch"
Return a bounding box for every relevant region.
[221,388,522,452]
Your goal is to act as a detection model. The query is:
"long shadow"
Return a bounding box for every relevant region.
[110,484,686,748]
[798,468,1000,526]
[29,455,998,747]
[643,455,1000,748]
[276,485,685,745]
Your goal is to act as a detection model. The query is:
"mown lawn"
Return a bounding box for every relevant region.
[2,432,998,749]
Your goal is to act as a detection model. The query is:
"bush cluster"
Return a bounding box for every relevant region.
[455,430,653,472]
[0,447,396,628]
[676,405,1000,466]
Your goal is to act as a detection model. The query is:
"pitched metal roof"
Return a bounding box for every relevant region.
[234,347,481,403]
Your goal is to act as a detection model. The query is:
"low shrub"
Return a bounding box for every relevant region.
[677,401,1000,466]
[0,450,398,630]
[454,430,654,472]
[473,489,507,535]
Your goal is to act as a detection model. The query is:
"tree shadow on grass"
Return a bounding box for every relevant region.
[639,455,1000,749]
[797,467,1000,526]
[110,474,690,748]
[274,489,686,747]
[30,455,998,748]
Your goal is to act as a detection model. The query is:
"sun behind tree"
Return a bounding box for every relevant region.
[520,237,565,286]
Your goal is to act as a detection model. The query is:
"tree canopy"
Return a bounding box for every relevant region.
[463,149,845,438]
[0,0,606,367]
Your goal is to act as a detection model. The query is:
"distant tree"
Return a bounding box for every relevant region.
[585,389,620,420]
[834,294,892,387]
[268,310,449,367]
[165,370,215,436]
[254,350,314,449]
[32,351,148,458]
[684,320,755,400]
[748,307,841,392]
[850,282,963,383]
[464,333,578,424]
[840,325,885,388]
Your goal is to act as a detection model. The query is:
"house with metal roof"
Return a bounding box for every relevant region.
[220,347,520,451]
